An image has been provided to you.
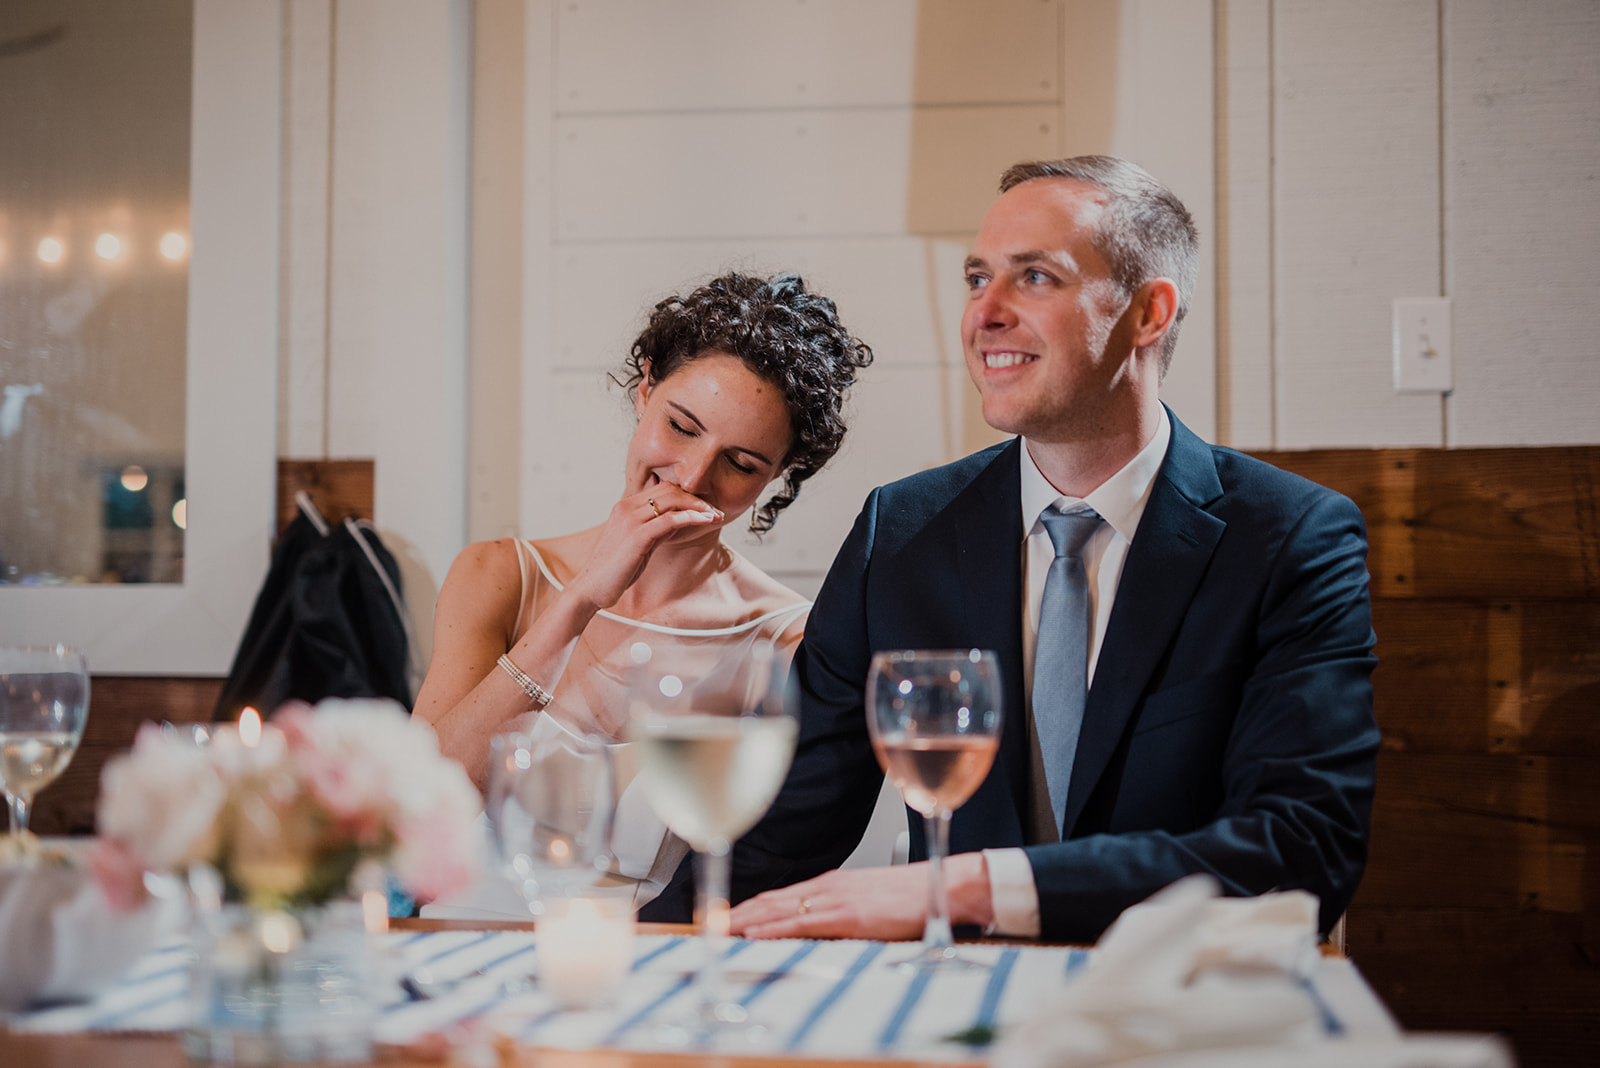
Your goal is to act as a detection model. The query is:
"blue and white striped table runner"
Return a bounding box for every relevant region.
[8,930,1390,1061]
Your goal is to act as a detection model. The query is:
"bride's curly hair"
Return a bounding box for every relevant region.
[617,272,874,535]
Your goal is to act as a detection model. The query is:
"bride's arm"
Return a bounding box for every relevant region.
[415,486,723,788]
[412,538,594,788]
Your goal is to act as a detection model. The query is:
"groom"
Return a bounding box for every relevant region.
[722,156,1380,943]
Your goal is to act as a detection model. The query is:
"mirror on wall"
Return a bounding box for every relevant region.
[0,0,193,585]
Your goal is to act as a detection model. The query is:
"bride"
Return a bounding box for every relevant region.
[414,271,872,914]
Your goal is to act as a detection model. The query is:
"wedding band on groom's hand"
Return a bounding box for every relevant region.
[648,498,660,517]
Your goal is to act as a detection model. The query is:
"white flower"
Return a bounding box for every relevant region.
[97,724,226,872]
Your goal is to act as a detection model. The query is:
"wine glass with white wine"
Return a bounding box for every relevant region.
[0,645,91,838]
[866,649,1001,971]
[625,638,796,1039]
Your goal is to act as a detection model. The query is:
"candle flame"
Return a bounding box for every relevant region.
[239,707,262,747]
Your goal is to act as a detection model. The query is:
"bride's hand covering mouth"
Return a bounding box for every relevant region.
[565,478,724,617]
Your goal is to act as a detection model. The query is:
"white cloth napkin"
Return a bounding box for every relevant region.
[991,875,1513,1068]
[0,844,184,1011]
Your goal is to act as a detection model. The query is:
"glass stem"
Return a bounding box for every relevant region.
[694,841,738,1022]
[922,810,955,955]
[6,791,30,836]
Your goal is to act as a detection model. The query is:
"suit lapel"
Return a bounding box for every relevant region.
[1061,410,1226,835]
[949,440,1030,821]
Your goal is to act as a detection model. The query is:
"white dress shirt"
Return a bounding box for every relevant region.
[983,408,1171,937]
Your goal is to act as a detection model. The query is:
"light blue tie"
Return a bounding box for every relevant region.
[1028,506,1101,842]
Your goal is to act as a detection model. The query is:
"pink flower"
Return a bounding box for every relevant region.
[392,807,479,902]
[87,837,151,913]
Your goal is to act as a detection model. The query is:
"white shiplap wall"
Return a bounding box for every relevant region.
[1442,0,1600,446]
[273,0,1600,661]
[1216,0,1600,448]
[518,0,1215,593]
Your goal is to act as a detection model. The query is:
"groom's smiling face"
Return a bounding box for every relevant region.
[959,178,1145,444]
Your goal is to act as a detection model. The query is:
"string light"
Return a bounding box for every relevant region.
[37,237,65,264]
[94,232,122,260]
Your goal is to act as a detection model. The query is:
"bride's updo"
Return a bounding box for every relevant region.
[617,272,874,534]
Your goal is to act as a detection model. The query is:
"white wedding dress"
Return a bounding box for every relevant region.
[425,539,808,918]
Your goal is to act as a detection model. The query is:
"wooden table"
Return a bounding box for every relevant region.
[0,919,962,1068]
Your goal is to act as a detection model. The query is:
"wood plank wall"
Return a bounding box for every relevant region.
[30,460,376,837]
[1254,446,1600,1067]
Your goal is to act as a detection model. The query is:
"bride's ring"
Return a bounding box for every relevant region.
[647,498,660,517]
[797,897,812,915]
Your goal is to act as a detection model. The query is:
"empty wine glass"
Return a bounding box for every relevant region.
[486,720,614,912]
[866,649,1001,971]
[626,638,796,1038]
[0,645,90,838]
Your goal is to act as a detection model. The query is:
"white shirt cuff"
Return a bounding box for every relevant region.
[982,847,1041,938]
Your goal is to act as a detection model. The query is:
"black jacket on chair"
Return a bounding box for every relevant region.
[214,509,413,721]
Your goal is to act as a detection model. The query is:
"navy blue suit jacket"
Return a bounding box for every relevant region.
[716,409,1380,943]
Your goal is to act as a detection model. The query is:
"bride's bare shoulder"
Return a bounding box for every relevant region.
[726,551,810,616]
[442,537,525,594]
[527,528,601,586]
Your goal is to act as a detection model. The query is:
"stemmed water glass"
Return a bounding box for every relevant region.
[486,722,615,911]
[625,639,796,1037]
[0,645,91,838]
[866,649,1002,971]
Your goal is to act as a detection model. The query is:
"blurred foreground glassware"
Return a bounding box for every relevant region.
[627,638,797,1041]
[185,883,376,1066]
[0,645,90,837]
[866,649,1002,971]
[487,723,614,910]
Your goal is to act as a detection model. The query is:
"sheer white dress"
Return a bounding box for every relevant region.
[508,539,809,907]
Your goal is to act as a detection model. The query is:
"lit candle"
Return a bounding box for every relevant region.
[239,707,262,747]
[536,895,635,1008]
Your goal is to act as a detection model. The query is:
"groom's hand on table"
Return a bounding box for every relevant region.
[729,853,994,940]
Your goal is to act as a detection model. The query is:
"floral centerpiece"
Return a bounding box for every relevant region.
[92,698,481,911]
[89,698,484,1064]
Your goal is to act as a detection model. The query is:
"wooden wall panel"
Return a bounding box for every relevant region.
[275,458,375,534]
[1360,751,1595,912]
[1257,445,1600,1066]
[1272,0,1443,448]
[1253,447,1600,600]
[1443,0,1600,447]
[556,0,1059,112]
[29,676,221,837]
[1346,908,1600,1067]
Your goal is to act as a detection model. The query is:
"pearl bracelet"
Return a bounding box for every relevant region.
[496,654,553,710]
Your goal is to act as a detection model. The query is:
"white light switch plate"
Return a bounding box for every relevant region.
[1393,297,1452,393]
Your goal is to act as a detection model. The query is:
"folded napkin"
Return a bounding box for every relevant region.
[996,878,1512,1068]
[994,875,1330,1068]
[1035,1035,1515,1068]
[0,839,185,1012]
